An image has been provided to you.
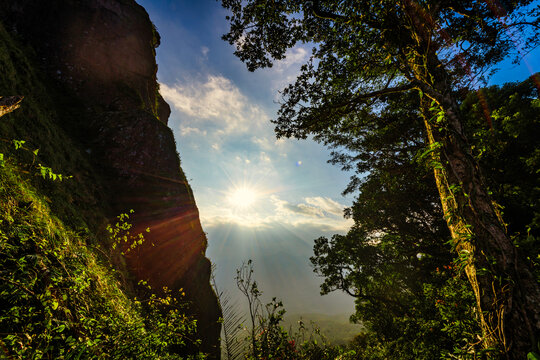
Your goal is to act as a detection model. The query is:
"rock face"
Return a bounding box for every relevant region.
[0,0,221,357]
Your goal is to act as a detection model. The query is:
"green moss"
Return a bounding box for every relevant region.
[0,160,204,359]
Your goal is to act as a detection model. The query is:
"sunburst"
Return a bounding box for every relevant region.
[228,186,258,209]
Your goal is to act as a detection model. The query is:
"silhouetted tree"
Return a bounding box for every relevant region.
[221,0,540,356]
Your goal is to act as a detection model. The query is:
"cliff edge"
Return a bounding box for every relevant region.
[0,0,220,357]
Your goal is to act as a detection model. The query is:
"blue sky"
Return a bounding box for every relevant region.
[137,0,540,315]
[138,0,356,314]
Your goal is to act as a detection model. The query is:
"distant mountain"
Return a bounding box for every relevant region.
[207,222,355,315]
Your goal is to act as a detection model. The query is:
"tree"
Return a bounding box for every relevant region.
[312,230,482,358]
[221,1,540,357]
[310,89,482,358]
[311,77,539,358]
[235,260,263,358]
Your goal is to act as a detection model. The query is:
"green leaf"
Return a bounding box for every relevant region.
[12,139,25,150]
[527,352,540,360]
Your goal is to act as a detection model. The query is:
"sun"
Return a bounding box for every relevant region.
[228,186,258,209]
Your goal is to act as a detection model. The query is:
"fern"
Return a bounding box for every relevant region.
[211,267,245,360]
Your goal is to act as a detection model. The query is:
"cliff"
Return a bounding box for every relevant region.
[0,0,220,357]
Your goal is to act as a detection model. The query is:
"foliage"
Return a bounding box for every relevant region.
[0,10,210,360]
[0,158,206,359]
[0,136,71,181]
[107,210,151,255]
[235,260,263,358]
[308,76,540,358]
[230,260,362,360]
[460,78,540,276]
[0,20,107,231]
[212,266,245,360]
[281,314,363,346]
[311,229,482,359]
[221,0,539,140]
[221,0,540,355]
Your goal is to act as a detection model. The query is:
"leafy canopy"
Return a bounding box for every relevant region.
[222,0,539,140]
[309,76,540,358]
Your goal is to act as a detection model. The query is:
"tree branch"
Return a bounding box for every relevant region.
[349,82,417,104]
[505,21,540,30]
[310,0,349,22]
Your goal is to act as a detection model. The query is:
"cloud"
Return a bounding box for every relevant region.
[234,155,251,164]
[251,136,288,152]
[201,46,209,57]
[179,126,207,136]
[272,196,346,218]
[271,46,310,98]
[304,197,345,217]
[276,47,309,71]
[271,196,325,218]
[259,152,271,163]
[160,75,268,135]
[196,191,352,232]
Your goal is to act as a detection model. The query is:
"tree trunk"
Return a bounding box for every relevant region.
[419,87,540,358]
[400,1,540,353]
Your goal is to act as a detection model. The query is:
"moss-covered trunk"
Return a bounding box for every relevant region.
[401,1,540,351]
[420,86,540,358]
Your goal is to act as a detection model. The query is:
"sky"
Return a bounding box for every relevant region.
[136,0,540,316]
[137,0,356,315]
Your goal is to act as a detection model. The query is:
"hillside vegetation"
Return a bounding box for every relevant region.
[0,159,203,359]
[0,19,205,359]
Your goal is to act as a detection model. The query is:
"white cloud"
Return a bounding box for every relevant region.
[259,152,271,163]
[276,47,308,71]
[251,136,289,152]
[201,46,209,57]
[271,46,310,98]
[160,75,268,135]
[179,126,207,136]
[199,200,352,232]
[266,195,352,231]
[304,197,344,217]
[271,196,324,218]
[196,190,352,232]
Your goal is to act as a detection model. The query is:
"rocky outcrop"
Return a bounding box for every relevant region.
[0,0,221,357]
[2,0,168,120]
